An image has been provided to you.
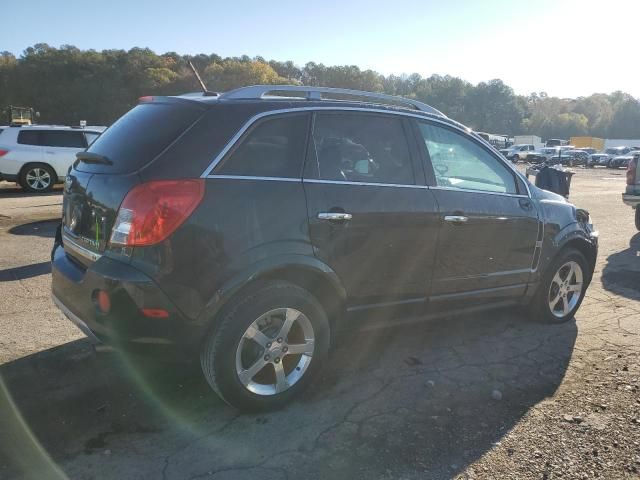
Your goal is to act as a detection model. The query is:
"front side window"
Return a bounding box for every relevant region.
[417,122,517,194]
[311,113,414,185]
[39,130,86,148]
[215,113,309,178]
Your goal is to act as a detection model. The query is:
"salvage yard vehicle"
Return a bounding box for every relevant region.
[623,153,640,230]
[0,125,105,192]
[51,86,598,411]
[587,153,610,167]
[609,151,638,169]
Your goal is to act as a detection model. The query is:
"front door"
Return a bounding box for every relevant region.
[303,111,440,308]
[413,120,539,298]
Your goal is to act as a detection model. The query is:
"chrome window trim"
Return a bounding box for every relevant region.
[200,106,531,198]
[303,178,428,189]
[429,185,529,198]
[208,175,301,183]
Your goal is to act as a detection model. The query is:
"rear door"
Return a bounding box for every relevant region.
[303,111,440,308]
[413,120,539,299]
[40,130,87,178]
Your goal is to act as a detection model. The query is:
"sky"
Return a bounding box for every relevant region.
[2,0,639,98]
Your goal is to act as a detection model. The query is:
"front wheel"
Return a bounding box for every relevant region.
[529,248,588,323]
[200,282,330,411]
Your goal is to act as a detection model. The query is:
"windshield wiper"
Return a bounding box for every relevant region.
[76,152,112,165]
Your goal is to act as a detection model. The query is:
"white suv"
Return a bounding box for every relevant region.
[0,125,105,192]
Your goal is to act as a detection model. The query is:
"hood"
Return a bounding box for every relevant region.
[529,183,567,203]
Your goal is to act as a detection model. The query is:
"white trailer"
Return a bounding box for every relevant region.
[514,135,543,150]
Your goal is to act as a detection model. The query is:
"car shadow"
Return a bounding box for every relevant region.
[601,232,640,301]
[8,219,59,238]
[0,181,63,197]
[0,310,577,479]
[0,261,52,282]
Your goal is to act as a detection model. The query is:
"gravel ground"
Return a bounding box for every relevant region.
[0,167,639,480]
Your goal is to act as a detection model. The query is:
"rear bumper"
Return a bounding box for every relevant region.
[622,194,640,208]
[51,241,204,357]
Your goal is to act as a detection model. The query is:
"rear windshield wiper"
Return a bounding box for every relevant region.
[76,152,112,165]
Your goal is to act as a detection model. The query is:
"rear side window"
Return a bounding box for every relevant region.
[40,130,86,148]
[79,102,202,174]
[215,113,309,178]
[310,113,414,185]
[17,130,40,146]
[417,121,517,194]
[84,131,100,146]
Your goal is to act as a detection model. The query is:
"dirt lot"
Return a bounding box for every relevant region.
[1,168,639,480]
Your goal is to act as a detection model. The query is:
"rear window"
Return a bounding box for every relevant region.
[17,130,40,146]
[77,102,202,174]
[40,130,86,148]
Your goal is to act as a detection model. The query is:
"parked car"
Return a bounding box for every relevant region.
[563,149,590,166]
[623,153,640,230]
[609,151,637,169]
[0,125,105,192]
[51,86,598,411]
[549,151,577,166]
[587,153,610,167]
[577,147,597,156]
[605,146,632,158]
[504,144,536,162]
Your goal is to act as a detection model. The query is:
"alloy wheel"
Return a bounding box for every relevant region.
[548,260,584,318]
[25,168,52,191]
[235,308,315,396]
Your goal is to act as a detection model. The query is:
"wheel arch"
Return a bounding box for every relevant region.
[18,162,59,184]
[197,256,347,345]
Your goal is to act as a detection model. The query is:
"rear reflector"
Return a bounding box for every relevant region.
[0,149,9,157]
[110,179,205,247]
[94,290,111,313]
[141,308,169,318]
[627,158,637,185]
[138,96,154,103]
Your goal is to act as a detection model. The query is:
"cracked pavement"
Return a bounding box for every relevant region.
[1,168,639,480]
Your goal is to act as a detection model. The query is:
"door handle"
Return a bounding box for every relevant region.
[45,151,55,154]
[318,212,353,222]
[444,215,468,224]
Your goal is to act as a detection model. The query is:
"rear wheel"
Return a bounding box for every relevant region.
[200,282,330,411]
[19,164,55,193]
[635,208,640,231]
[529,248,588,323]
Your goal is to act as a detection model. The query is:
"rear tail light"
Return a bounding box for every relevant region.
[627,158,638,185]
[0,149,9,157]
[110,179,205,247]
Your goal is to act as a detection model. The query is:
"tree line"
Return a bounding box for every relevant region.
[2,44,640,140]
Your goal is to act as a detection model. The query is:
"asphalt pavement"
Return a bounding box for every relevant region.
[1,168,639,480]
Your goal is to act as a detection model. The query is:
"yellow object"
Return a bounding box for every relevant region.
[570,137,604,151]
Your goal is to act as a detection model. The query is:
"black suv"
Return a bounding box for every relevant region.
[52,86,598,410]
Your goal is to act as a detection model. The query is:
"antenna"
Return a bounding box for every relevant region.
[188,61,217,96]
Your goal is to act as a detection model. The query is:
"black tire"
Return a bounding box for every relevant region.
[19,164,56,193]
[635,208,640,231]
[528,248,589,324]
[200,281,330,411]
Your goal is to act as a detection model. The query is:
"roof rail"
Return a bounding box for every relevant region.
[220,85,445,117]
